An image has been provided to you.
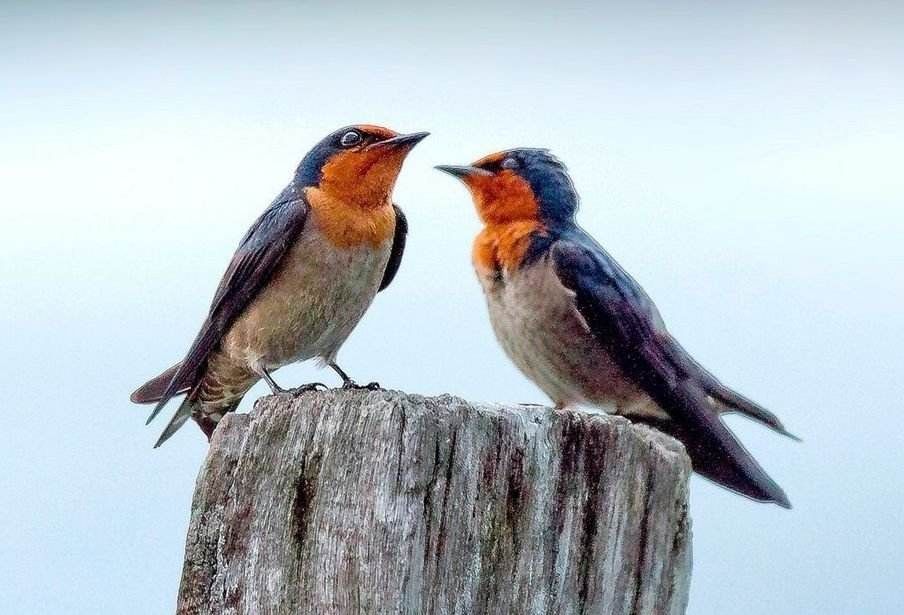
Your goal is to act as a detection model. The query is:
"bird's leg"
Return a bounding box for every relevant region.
[259,368,285,394]
[552,401,570,416]
[259,367,326,396]
[328,362,381,390]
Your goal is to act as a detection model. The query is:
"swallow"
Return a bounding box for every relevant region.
[131,125,428,447]
[437,149,796,507]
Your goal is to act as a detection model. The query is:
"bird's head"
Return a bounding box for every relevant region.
[436,148,578,225]
[297,125,429,207]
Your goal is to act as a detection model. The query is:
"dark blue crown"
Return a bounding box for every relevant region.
[504,149,579,223]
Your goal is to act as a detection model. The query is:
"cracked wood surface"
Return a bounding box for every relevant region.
[177,390,692,615]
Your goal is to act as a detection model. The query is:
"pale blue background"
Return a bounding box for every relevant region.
[1,2,902,613]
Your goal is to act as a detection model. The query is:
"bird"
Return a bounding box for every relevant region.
[131,124,428,447]
[437,148,796,507]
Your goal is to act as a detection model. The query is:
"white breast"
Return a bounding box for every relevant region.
[479,257,661,416]
[223,218,393,371]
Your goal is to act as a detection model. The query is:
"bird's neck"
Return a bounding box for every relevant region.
[315,178,394,211]
[473,220,545,275]
[304,186,396,249]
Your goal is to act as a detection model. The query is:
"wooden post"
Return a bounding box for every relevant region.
[177,390,692,614]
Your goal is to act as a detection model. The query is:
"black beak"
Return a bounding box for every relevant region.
[434,165,490,179]
[368,131,430,151]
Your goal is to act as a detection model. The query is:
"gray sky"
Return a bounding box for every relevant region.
[1,2,902,612]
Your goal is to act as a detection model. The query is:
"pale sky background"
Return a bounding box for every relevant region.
[1,2,902,613]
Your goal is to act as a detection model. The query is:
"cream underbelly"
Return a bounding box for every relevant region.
[221,226,392,372]
[482,258,667,420]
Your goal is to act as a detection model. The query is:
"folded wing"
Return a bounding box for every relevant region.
[379,205,408,291]
[551,232,790,507]
[146,185,310,425]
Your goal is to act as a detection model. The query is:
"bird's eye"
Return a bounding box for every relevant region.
[501,157,519,170]
[340,130,363,148]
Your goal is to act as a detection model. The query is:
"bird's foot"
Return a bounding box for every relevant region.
[340,379,381,391]
[280,382,328,396]
[328,362,379,391]
[551,402,571,416]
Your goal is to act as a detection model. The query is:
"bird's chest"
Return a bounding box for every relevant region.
[480,259,590,362]
[478,260,639,407]
[227,224,392,367]
[473,226,567,351]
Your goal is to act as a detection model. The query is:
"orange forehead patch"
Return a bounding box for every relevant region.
[353,124,398,140]
[471,150,508,168]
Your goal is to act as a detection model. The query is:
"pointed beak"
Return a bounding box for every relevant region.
[368,131,430,152]
[434,165,490,179]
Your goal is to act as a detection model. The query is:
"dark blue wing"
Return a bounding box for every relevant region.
[146,184,309,424]
[551,230,790,506]
[379,205,407,291]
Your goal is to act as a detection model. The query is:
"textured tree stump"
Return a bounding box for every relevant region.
[177,390,692,615]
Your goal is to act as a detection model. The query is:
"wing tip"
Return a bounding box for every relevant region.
[774,494,792,509]
[720,452,793,510]
[737,464,793,509]
[759,481,792,509]
[699,470,792,509]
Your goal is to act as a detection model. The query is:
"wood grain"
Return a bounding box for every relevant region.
[177,390,692,615]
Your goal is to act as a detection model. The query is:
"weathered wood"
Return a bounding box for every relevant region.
[177,390,692,615]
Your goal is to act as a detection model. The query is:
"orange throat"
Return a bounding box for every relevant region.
[464,168,539,226]
[304,186,396,249]
[317,142,407,210]
[465,167,545,276]
[473,220,544,276]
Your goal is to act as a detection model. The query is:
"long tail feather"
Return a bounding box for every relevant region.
[630,382,792,508]
[662,337,800,441]
[146,325,220,424]
[708,385,802,441]
[153,394,197,448]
